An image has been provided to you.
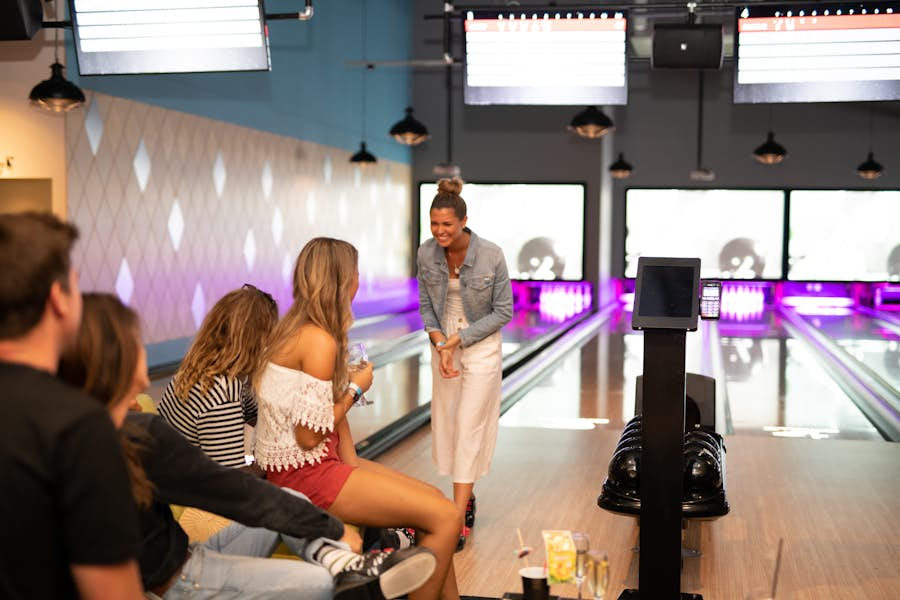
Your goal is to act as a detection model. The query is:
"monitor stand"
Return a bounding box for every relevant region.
[617,329,703,600]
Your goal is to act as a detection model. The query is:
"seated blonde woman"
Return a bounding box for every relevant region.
[255,238,461,600]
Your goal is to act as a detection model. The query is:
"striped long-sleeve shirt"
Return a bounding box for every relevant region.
[157,375,257,468]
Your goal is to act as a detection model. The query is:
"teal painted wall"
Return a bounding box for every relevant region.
[67,0,412,164]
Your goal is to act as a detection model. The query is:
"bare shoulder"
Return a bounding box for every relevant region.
[270,324,337,371]
[297,325,338,380]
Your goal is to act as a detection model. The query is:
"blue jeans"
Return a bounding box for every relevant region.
[153,490,346,599]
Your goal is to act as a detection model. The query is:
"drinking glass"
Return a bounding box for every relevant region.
[587,550,609,600]
[573,532,590,600]
[347,342,373,406]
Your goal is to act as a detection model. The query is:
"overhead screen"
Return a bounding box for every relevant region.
[624,189,785,280]
[734,2,900,103]
[419,182,585,281]
[788,190,900,281]
[463,9,628,105]
[71,0,270,75]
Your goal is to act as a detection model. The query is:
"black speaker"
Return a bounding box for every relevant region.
[651,23,724,69]
[0,0,44,41]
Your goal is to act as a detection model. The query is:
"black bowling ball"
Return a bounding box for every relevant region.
[684,448,723,492]
[608,445,641,487]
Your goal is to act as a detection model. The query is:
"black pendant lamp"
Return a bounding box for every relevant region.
[30,62,85,113]
[29,3,85,114]
[857,107,883,179]
[350,142,377,165]
[568,106,614,139]
[390,107,429,146]
[609,152,633,179]
[857,152,883,180]
[350,0,376,166]
[752,131,787,164]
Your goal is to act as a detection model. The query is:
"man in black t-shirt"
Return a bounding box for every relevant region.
[0,213,144,599]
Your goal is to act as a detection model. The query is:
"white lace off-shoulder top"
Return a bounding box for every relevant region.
[254,362,335,471]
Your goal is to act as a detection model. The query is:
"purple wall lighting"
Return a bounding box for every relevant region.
[781,281,855,316]
[511,281,593,323]
[721,282,768,321]
[874,284,900,312]
[353,278,420,319]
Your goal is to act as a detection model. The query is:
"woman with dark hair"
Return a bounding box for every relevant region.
[255,237,461,600]
[59,292,435,600]
[417,178,514,550]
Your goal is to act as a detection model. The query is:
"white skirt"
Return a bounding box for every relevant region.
[430,297,503,483]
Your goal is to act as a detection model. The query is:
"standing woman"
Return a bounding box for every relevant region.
[416,178,513,550]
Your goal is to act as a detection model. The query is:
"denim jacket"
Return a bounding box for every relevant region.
[417,229,514,348]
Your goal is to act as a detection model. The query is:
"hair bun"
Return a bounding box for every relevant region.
[437,177,463,195]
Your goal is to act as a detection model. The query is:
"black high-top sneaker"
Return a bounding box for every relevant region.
[334,547,436,600]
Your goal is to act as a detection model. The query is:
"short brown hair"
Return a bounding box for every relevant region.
[0,212,79,339]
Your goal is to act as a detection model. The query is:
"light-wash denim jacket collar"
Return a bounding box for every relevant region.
[417,229,514,348]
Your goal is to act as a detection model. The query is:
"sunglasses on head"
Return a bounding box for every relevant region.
[242,283,276,308]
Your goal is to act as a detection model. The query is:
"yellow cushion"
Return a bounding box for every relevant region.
[177,507,232,543]
[136,393,158,414]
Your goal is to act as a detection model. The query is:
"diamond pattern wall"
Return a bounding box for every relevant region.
[67,91,412,344]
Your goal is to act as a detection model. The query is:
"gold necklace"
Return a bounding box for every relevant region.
[446,249,463,275]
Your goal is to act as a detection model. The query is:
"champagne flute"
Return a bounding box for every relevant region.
[347,342,373,406]
[573,532,590,600]
[587,550,609,600]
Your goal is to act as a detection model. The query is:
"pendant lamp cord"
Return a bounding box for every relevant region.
[361,0,368,142]
[867,104,874,153]
[696,70,704,169]
[444,7,453,165]
[52,0,60,62]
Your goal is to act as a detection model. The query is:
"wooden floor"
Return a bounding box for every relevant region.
[378,425,900,599]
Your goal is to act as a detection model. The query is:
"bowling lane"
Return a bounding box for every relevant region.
[793,309,900,395]
[499,307,884,442]
[720,312,883,440]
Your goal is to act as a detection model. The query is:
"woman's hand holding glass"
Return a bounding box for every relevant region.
[347,343,374,406]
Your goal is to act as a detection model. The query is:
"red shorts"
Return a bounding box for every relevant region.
[266,430,355,509]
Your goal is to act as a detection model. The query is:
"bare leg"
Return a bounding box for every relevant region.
[452,482,474,528]
[357,457,445,499]
[329,469,461,600]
